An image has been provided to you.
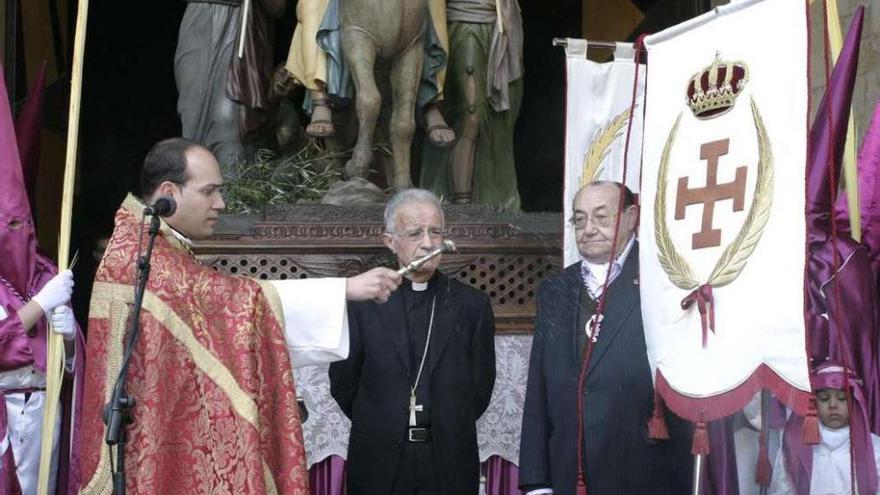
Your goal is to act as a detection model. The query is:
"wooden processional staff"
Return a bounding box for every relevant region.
[37,0,89,492]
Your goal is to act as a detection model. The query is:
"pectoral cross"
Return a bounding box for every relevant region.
[409,393,423,427]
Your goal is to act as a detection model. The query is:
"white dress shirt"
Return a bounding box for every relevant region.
[580,235,635,299]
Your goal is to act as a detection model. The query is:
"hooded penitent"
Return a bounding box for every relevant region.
[0,62,83,494]
[804,6,880,435]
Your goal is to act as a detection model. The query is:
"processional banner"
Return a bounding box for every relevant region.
[563,40,645,266]
[640,0,811,422]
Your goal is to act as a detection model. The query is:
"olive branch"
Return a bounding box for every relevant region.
[581,109,631,186]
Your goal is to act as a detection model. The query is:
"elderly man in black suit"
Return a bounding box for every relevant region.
[330,188,496,495]
[519,181,692,495]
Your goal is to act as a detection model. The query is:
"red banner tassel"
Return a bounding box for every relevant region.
[803,394,821,444]
[754,430,772,486]
[681,284,715,347]
[691,421,710,455]
[647,389,670,440]
[576,473,588,495]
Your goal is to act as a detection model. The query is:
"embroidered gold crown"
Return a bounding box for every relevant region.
[686,55,749,119]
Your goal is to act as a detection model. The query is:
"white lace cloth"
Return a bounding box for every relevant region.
[295,334,533,467]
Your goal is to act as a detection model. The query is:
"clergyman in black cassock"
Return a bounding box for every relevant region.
[330,189,496,495]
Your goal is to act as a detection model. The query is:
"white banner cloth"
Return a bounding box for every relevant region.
[640,0,810,418]
[563,39,645,266]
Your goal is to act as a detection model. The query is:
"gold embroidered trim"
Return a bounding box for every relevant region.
[256,280,284,328]
[80,295,129,495]
[263,461,279,495]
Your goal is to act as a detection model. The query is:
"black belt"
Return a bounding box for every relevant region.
[407,427,432,442]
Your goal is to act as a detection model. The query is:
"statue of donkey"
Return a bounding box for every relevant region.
[340,0,431,191]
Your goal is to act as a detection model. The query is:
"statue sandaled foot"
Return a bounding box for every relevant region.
[424,105,455,147]
[306,98,336,138]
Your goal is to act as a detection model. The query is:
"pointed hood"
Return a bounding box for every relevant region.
[807,6,864,244]
[15,61,47,209]
[0,63,36,297]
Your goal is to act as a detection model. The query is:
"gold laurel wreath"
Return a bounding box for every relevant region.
[655,113,699,289]
[581,109,631,186]
[654,97,774,290]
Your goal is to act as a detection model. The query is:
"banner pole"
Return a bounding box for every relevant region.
[759,390,770,495]
[692,454,704,495]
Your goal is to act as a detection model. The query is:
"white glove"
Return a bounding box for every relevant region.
[51,305,76,341]
[32,270,74,315]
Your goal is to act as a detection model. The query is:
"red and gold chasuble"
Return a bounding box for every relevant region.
[80,196,308,494]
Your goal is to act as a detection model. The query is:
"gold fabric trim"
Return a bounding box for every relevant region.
[256,280,284,327]
[254,282,283,493]
[82,281,280,492]
[80,293,130,495]
[263,461,279,495]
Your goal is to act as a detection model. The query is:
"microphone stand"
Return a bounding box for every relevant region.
[103,213,162,495]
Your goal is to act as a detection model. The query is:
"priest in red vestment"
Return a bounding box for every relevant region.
[79,138,400,494]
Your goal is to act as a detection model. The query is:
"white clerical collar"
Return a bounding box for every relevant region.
[411,280,429,292]
[581,234,636,275]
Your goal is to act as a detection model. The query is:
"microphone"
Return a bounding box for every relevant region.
[397,239,456,276]
[144,196,177,217]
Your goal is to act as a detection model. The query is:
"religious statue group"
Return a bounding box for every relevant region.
[175,0,524,211]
